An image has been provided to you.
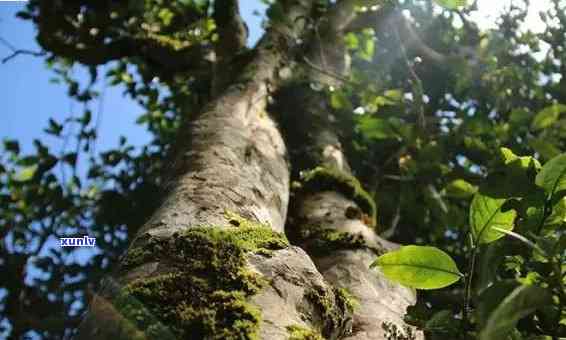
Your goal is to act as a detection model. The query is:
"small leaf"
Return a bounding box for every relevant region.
[480,285,552,340]
[357,116,396,140]
[469,193,516,244]
[531,104,566,131]
[545,196,566,227]
[370,245,462,289]
[445,179,477,198]
[535,153,566,197]
[13,164,38,182]
[330,91,351,110]
[433,0,469,10]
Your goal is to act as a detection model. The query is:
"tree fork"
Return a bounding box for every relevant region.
[76,1,355,339]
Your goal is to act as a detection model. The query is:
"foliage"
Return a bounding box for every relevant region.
[372,149,566,338]
[371,245,462,289]
[2,0,566,339]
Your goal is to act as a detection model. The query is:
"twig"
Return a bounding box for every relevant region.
[0,36,45,63]
[2,49,46,64]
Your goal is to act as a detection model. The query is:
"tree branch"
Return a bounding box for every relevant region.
[213,0,247,60]
[0,36,45,64]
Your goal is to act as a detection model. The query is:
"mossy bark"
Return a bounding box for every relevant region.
[76,1,354,339]
[77,1,420,339]
[276,17,422,339]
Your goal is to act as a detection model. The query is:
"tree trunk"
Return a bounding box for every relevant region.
[76,1,419,339]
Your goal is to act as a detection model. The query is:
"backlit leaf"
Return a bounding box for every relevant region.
[370,245,462,289]
[13,164,38,182]
[535,153,566,197]
[469,193,516,244]
[531,104,566,130]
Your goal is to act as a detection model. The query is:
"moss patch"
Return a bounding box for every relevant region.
[286,325,324,340]
[292,223,385,257]
[115,224,289,339]
[306,285,355,337]
[299,166,377,228]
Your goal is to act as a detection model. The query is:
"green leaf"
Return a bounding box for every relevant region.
[158,8,175,26]
[14,164,38,182]
[544,196,566,228]
[445,179,477,198]
[535,153,566,197]
[528,138,561,160]
[469,193,516,244]
[531,104,566,130]
[330,91,351,110]
[357,116,397,140]
[479,285,552,340]
[370,245,462,289]
[425,310,461,335]
[433,0,468,10]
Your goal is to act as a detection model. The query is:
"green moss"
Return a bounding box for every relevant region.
[300,166,377,228]
[114,224,289,339]
[306,285,355,337]
[298,224,366,255]
[286,325,324,340]
[335,288,359,313]
[294,223,384,257]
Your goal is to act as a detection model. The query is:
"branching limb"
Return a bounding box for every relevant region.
[0,36,45,64]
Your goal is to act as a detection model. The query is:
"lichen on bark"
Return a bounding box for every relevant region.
[113,223,289,339]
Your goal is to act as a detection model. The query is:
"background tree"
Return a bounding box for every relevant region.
[1,0,565,339]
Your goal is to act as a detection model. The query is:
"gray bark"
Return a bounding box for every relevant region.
[76,1,420,339]
[277,7,423,337]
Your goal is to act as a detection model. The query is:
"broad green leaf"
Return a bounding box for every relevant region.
[13,164,38,182]
[433,0,468,9]
[531,104,566,130]
[445,179,477,198]
[469,193,516,244]
[535,153,566,197]
[357,116,396,140]
[528,138,561,160]
[545,196,566,226]
[479,285,552,340]
[370,245,462,289]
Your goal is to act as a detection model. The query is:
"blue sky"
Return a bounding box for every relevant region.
[0,1,267,154]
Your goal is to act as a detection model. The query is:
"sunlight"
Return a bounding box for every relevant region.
[472,0,552,32]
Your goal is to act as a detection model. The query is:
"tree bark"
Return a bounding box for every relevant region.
[76,1,420,339]
[276,9,423,338]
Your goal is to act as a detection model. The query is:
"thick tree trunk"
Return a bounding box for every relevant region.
[76,1,419,339]
[278,86,420,339]
[276,17,422,338]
